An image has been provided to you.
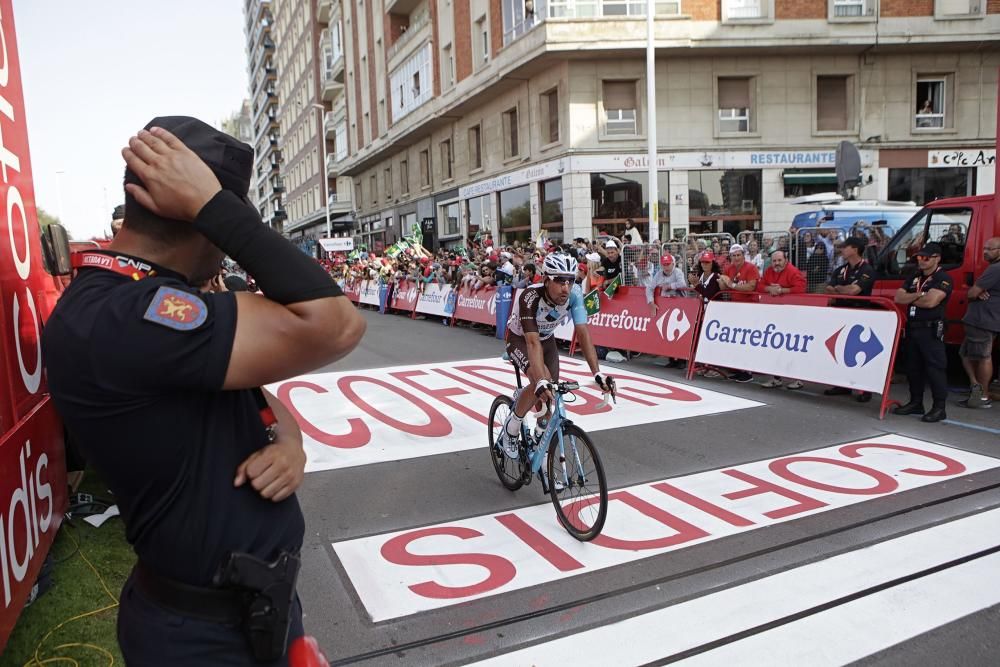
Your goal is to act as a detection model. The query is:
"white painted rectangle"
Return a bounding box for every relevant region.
[332,434,999,621]
[318,238,354,252]
[414,283,454,317]
[357,280,380,306]
[269,356,760,473]
[695,301,899,393]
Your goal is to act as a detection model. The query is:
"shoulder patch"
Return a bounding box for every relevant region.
[143,286,208,331]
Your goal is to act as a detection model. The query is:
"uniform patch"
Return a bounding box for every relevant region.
[143,286,208,331]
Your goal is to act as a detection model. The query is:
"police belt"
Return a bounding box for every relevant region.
[135,562,244,624]
[906,319,943,329]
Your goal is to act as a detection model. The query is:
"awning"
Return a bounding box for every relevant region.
[783,170,836,185]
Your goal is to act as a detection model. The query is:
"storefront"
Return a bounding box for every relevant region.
[687,169,760,236]
[880,148,995,206]
[434,188,461,251]
[498,184,531,245]
[356,214,385,254]
[588,170,669,242]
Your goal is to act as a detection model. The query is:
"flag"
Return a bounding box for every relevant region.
[409,222,423,247]
[603,273,622,299]
[385,243,402,258]
[583,289,601,316]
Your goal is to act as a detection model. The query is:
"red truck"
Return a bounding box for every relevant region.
[0,1,69,651]
[872,70,999,346]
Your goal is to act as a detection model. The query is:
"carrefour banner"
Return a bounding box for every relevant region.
[415,283,454,318]
[358,280,380,306]
[453,286,497,326]
[695,302,899,393]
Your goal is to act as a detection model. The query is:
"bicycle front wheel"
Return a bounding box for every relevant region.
[488,395,526,491]
[548,424,608,541]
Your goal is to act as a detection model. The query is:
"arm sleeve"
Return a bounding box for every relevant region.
[570,291,589,325]
[975,264,1000,291]
[519,289,540,334]
[855,265,876,293]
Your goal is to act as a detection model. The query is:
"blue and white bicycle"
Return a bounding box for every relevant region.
[488,369,610,541]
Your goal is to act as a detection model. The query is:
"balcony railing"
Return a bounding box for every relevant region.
[326,154,340,175]
[387,9,429,61]
[547,0,681,18]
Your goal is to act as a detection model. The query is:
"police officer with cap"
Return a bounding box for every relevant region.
[893,242,952,422]
[42,117,366,664]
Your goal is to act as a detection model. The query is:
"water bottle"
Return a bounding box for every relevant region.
[533,416,548,442]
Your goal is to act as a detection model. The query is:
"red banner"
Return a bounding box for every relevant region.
[582,287,703,360]
[452,286,496,326]
[390,280,419,313]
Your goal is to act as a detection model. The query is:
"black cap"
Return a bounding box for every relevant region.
[841,237,866,253]
[914,242,943,257]
[124,116,253,198]
[111,204,125,221]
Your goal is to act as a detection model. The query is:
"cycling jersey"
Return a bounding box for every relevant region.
[507,284,588,340]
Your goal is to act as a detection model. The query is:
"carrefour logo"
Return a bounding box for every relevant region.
[825,325,884,368]
[655,308,690,342]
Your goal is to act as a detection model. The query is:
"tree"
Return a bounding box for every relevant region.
[36,207,59,230]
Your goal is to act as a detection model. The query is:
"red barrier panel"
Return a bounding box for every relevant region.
[391,280,420,315]
[342,281,361,303]
[572,286,703,361]
[453,286,497,326]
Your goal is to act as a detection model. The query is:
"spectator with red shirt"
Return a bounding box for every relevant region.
[719,244,759,295]
[758,250,806,390]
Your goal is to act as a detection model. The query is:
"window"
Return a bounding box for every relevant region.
[915,77,947,129]
[390,43,433,122]
[355,182,363,209]
[935,0,985,19]
[384,167,392,198]
[782,169,838,198]
[466,194,489,242]
[442,44,454,88]
[888,167,974,206]
[400,159,409,194]
[881,206,973,277]
[503,107,519,158]
[816,75,851,132]
[419,150,430,187]
[541,88,560,144]
[591,171,670,239]
[831,0,866,18]
[363,111,370,145]
[469,125,482,170]
[717,77,753,133]
[502,0,542,45]
[475,17,489,68]
[412,72,421,97]
[603,80,637,136]
[441,139,453,180]
[441,202,460,237]
[724,0,769,20]
[499,185,531,244]
[335,122,348,161]
[541,178,564,231]
[370,174,377,205]
[687,170,761,234]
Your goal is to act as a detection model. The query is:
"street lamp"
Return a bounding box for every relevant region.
[310,103,332,240]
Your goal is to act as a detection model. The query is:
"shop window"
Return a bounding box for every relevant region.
[441,139,453,181]
[503,107,519,159]
[541,88,560,145]
[688,169,762,235]
[469,125,483,170]
[590,171,669,241]
[888,167,973,206]
[541,178,563,230]
[717,77,754,134]
[914,77,951,130]
[603,80,638,136]
[466,194,489,243]
[441,202,460,237]
[400,159,409,194]
[499,185,531,244]
[419,149,430,187]
[783,169,838,198]
[816,75,851,133]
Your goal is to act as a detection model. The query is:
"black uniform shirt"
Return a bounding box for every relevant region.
[903,268,953,322]
[600,255,622,282]
[42,255,305,586]
[828,259,876,295]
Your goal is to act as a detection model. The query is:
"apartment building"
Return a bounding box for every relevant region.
[333,0,997,251]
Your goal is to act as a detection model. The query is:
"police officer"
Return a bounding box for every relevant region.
[893,242,953,423]
[823,236,878,402]
[42,118,366,665]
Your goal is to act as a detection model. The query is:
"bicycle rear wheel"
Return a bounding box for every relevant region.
[548,424,608,541]
[488,395,526,491]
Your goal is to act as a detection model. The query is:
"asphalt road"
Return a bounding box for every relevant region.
[290,308,999,666]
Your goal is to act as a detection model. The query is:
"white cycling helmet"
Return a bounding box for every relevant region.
[542,252,578,278]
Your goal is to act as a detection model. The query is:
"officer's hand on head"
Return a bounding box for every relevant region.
[122,127,223,222]
[234,431,306,503]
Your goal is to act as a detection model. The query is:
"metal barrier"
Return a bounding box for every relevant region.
[682,233,736,276]
[789,226,845,294]
[735,231,792,274]
[622,242,663,287]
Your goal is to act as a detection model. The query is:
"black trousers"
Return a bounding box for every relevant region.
[905,326,949,407]
[117,570,304,666]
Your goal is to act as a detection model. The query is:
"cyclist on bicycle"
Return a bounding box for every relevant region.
[500,252,616,458]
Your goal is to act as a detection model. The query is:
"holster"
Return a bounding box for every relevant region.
[215,551,302,663]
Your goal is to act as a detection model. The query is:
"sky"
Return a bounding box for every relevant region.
[15,0,250,240]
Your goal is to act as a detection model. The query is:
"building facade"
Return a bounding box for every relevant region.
[329,0,997,250]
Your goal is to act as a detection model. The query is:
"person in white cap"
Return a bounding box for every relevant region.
[596,239,623,284]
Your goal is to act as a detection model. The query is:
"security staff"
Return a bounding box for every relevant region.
[42,118,366,665]
[823,236,878,402]
[893,242,952,423]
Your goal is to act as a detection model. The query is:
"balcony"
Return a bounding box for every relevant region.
[317,0,333,23]
[326,153,341,177]
[324,111,336,138]
[328,191,352,215]
[272,178,285,193]
[321,51,345,100]
[273,208,287,222]
[386,0,422,15]
[387,9,429,62]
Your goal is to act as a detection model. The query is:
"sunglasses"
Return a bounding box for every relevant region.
[551,276,573,285]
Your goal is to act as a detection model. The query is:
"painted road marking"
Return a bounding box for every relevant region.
[268,356,761,472]
[467,508,1000,666]
[332,434,1000,621]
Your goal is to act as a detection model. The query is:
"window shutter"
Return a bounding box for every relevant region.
[603,80,636,110]
[817,76,848,131]
[718,77,751,109]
